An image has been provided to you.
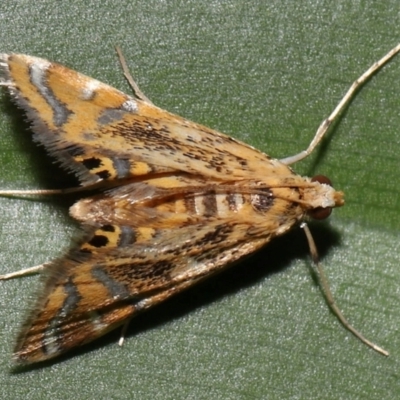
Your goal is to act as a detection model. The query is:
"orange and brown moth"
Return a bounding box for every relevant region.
[0,44,399,364]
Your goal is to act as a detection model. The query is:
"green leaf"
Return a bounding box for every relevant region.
[1,1,400,399]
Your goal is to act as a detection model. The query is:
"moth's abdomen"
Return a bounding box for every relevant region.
[165,190,275,218]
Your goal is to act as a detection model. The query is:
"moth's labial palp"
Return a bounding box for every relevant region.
[308,175,333,220]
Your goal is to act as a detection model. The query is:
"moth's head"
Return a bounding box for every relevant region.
[306,175,344,220]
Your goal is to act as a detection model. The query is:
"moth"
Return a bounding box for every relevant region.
[0,44,399,364]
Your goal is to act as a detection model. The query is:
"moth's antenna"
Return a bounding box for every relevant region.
[281,43,400,165]
[300,222,389,356]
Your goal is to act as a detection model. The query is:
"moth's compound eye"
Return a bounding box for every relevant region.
[311,175,332,186]
[308,206,332,220]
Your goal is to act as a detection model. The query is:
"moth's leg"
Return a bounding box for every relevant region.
[0,189,64,196]
[0,60,13,87]
[300,222,388,356]
[0,181,109,198]
[115,46,154,105]
[0,81,14,87]
[118,318,132,346]
[0,263,47,280]
[281,43,400,165]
